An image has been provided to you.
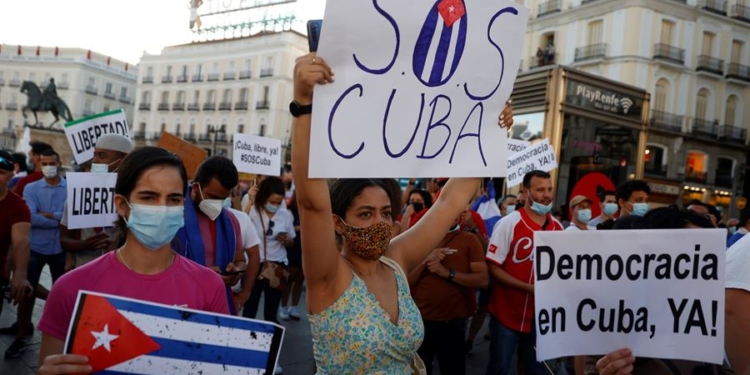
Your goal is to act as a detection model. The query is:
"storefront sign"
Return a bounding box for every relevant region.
[565,80,643,120]
[737,197,747,210]
[648,182,681,196]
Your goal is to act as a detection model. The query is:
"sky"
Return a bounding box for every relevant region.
[0,0,326,65]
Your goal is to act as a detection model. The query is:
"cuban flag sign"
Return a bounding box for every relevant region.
[64,291,285,375]
[471,180,502,233]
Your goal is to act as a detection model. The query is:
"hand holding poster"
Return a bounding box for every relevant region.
[506,139,557,187]
[310,0,529,178]
[65,109,131,165]
[534,230,726,364]
[232,134,282,176]
[65,172,118,230]
[65,291,285,375]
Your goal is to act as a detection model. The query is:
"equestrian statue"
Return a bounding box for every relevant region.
[21,78,74,128]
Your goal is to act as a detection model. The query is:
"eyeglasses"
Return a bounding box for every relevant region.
[0,156,13,171]
[266,220,275,236]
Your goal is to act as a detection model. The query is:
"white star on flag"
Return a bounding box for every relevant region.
[449,5,455,12]
[91,324,119,352]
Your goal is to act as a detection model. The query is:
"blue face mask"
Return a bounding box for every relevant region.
[630,202,649,217]
[729,227,737,235]
[125,203,185,250]
[529,197,553,215]
[222,198,232,209]
[265,203,280,214]
[603,203,618,216]
[577,209,592,223]
[505,205,516,214]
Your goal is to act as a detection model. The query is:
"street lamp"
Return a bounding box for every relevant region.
[207,124,226,156]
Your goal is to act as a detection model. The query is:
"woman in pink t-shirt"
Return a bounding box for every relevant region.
[37,147,229,375]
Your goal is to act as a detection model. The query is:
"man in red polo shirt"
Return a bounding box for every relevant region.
[485,170,563,375]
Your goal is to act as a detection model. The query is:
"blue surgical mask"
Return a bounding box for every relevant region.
[729,227,737,235]
[125,203,185,250]
[90,163,109,174]
[265,203,280,214]
[603,203,618,216]
[630,202,649,217]
[505,205,516,214]
[577,209,592,223]
[529,197,553,215]
[223,198,232,209]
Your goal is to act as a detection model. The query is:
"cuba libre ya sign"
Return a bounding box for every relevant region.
[565,80,643,120]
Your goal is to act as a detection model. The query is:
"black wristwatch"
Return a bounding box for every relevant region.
[289,100,312,117]
[448,269,455,281]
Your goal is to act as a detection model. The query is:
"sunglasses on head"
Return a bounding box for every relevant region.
[266,220,275,236]
[0,156,13,171]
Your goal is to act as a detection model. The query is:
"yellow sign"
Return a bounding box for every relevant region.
[737,197,747,210]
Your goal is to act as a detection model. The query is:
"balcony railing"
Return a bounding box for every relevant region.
[207,73,220,81]
[85,86,98,95]
[650,110,683,133]
[645,165,668,178]
[223,72,236,80]
[727,63,750,82]
[8,79,20,87]
[219,102,232,110]
[185,133,197,142]
[537,0,561,17]
[574,43,607,62]
[5,103,18,111]
[731,4,750,22]
[203,102,216,111]
[142,76,153,84]
[82,109,95,116]
[256,100,270,109]
[188,103,200,111]
[119,96,130,104]
[239,71,251,79]
[192,74,203,82]
[718,124,747,143]
[176,74,188,83]
[172,103,185,111]
[692,118,718,137]
[696,55,724,75]
[162,75,173,83]
[685,170,707,184]
[530,53,557,69]
[260,68,274,77]
[158,103,170,111]
[58,82,69,90]
[103,92,115,100]
[653,44,685,65]
[133,131,146,140]
[701,0,727,15]
[138,103,151,110]
[199,133,212,141]
[581,0,601,4]
[233,101,247,110]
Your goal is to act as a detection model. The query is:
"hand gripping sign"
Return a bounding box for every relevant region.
[310,0,529,178]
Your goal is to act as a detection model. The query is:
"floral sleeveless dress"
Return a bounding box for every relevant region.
[308,257,424,374]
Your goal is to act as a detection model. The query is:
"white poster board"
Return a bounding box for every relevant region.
[64,109,131,165]
[310,0,529,178]
[507,138,530,153]
[65,172,118,230]
[534,229,726,364]
[232,134,282,176]
[506,139,557,188]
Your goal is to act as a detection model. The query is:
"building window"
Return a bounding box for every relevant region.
[695,88,709,120]
[223,89,232,103]
[685,151,708,184]
[161,91,170,103]
[239,88,248,102]
[120,87,128,98]
[731,40,743,63]
[146,66,153,77]
[654,79,669,112]
[259,123,266,136]
[725,95,738,126]
[660,20,675,44]
[715,157,735,188]
[702,32,715,56]
[105,82,113,94]
[177,90,186,104]
[161,123,167,133]
[62,73,68,83]
[103,104,110,112]
[228,61,235,72]
[263,86,269,102]
[87,77,96,87]
[29,72,36,81]
[587,20,603,45]
[207,90,216,103]
[193,90,200,102]
[644,144,668,177]
[238,120,245,134]
[141,91,151,103]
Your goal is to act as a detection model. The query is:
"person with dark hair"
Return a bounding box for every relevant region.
[615,180,650,218]
[291,54,514,373]
[485,170,564,375]
[5,149,66,358]
[8,152,28,190]
[36,147,229,375]
[498,194,517,217]
[172,156,253,315]
[244,176,294,333]
[401,188,434,232]
[727,208,750,247]
[14,141,53,196]
[588,190,617,229]
[0,150,32,330]
[379,178,406,238]
[686,200,720,228]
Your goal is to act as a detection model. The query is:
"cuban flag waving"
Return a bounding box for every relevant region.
[471,180,502,233]
[65,291,284,375]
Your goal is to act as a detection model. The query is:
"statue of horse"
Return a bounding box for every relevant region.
[20,80,73,128]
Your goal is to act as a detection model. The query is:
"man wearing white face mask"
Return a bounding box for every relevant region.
[60,134,133,270]
[565,195,593,231]
[173,156,256,315]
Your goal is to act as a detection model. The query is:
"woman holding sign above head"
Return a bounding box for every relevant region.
[36,147,229,375]
[291,53,514,374]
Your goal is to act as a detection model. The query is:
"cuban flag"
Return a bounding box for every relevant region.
[471,180,502,233]
[65,291,284,375]
[413,0,468,87]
